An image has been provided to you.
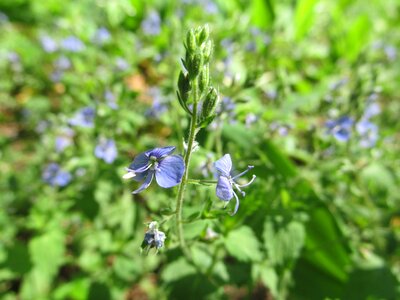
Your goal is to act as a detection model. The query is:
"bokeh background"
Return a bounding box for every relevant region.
[1,0,399,299]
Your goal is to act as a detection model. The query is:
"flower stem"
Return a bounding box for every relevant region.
[175,79,199,260]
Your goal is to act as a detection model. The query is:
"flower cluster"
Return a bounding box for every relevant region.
[42,163,72,187]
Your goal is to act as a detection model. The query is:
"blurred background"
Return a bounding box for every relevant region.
[0,0,399,299]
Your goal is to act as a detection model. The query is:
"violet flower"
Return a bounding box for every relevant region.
[356,119,379,148]
[123,146,184,194]
[69,107,95,128]
[42,163,72,187]
[214,154,256,215]
[92,27,111,45]
[55,127,74,153]
[40,36,58,53]
[141,10,161,36]
[95,138,118,164]
[61,36,85,52]
[325,116,353,142]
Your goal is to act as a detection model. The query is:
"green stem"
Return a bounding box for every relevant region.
[175,79,200,260]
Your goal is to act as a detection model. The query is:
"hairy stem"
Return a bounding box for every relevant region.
[175,79,199,259]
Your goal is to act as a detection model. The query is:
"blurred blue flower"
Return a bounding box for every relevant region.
[55,127,74,152]
[115,57,129,71]
[69,107,95,128]
[123,146,184,194]
[356,119,379,148]
[384,45,396,61]
[214,154,256,215]
[42,163,72,187]
[50,70,63,82]
[245,113,258,128]
[104,90,118,109]
[0,11,9,23]
[92,27,111,45]
[363,102,381,119]
[142,221,166,251]
[325,116,353,142]
[141,10,161,36]
[61,36,85,52]
[95,138,118,164]
[40,35,58,53]
[145,88,168,118]
[204,0,218,14]
[7,51,20,63]
[54,56,71,70]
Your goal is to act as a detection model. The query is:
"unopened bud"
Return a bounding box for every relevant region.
[202,40,213,63]
[201,87,219,119]
[198,25,210,45]
[188,52,203,78]
[199,65,209,92]
[186,29,197,52]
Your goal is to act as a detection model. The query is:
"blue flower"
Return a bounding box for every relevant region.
[42,163,72,187]
[363,102,381,119]
[54,56,71,70]
[115,57,129,71]
[214,154,256,215]
[356,119,379,148]
[123,146,184,194]
[104,90,118,109]
[69,107,95,128]
[95,138,118,164]
[61,36,85,52]
[141,10,161,36]
[55,127,74,153]
[92,27,111,45]
[141,222,166,251]
[145,88,168,118]
[40,35,58,53]
[325,116,353,142]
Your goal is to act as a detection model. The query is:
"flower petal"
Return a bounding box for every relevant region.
[147,146,176,159]
[216,176,233,201]
[214,154,232,176]
[129,152,150,171]
[132,171,154,194]
[155,155,185,188]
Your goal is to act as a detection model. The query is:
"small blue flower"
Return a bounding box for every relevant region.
[325,116,353,142]
[356,119,379,148]
[123,146,185,194]
[363,102,381,119]
[69,107,95,128]
[141,222,166,251]
[115,57,129,71]
[40,35,58,53]
[95,138,118,164]
[55,127,74,153]
[61,36,85,52]
[92,27,111,45]
[54,56,71,70]
[104,90,118,109]
[214,154,256,215]
[145,88,168,118]
[42,163,72,187]
[141,10,161,36]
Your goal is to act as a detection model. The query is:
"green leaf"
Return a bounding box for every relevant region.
[294,0,318,40]
[251,0,275,29]
[224,226,262,262]
[259,140,297,178]
[161,257,196,282]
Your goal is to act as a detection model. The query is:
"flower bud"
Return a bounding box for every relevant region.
[186,29,197,53]
[178,71,191,102]
[188,51,203,78]
[198,24,210,45]
[199,65,209,92]
[201,87,219,119]
[202,40,213,63]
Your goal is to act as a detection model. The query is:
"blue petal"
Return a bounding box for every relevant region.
[129,152,150,171]
[155,155,185,188]
[216,176,233,201]
[214,154,232,176]
[132,171,154,194]
[147,146,176,158]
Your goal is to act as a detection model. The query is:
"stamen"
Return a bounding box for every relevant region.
[122,170,136,179]
[233,182,246,196]
[133,163,152,173]
[237,175,256,187]
[230,191,240,216]
[231,165,254,180]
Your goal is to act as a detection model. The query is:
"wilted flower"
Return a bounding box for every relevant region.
[141,10,161,36]
[356,119,379,148]
[55,127,75,153]
[42,163,72,187]
[95,138,118,164]
[92,27,111,45]
[69,107,95,128]
[325,116,353,142]
[214,154,256,215]
[123,146,185,194]
[61,36,85,52]
[40,35,58,53]
[141,221,166,252]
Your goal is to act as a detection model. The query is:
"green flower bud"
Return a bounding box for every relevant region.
[202,40,213,63]
[201,87,219,119]
[198,24,210,45]
[186,29,197,53]
[178,71,191,102]
[188,51,203,78]
[199,65,209,92]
